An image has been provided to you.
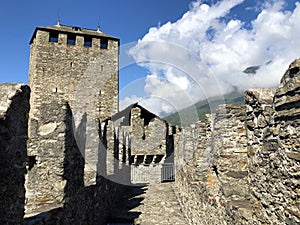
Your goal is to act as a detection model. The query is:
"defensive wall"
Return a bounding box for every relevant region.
[174,59,300,225]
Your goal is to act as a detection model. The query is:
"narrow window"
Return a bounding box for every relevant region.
[67,34,76,45]
[84,36,92,47]
[49,32,58,43]
[28,156,37,171]
[100,38,108,49]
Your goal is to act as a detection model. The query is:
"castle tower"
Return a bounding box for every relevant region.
[28,24,119,122]
[25,23,119,213]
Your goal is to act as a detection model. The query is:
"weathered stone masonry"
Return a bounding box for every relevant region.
[245,59,300,224]
[174,59,300,225]
[23,24,125,225]
[105,103,176,184]
[175,104,250,225]
[26,24,120,215]
[0,84,30,225]
[1,23,300,225]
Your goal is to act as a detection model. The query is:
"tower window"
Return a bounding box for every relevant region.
[84,36,92,47]
[67,34,76,45]
[49,32,58,43]
[100,38,108,49]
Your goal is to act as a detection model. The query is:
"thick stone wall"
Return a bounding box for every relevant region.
[175,104,250,224]
[0,84,30,225]
[174,59,300,225]
[24,100,126,225]
[107,104,176,184]
[246,59,300,224]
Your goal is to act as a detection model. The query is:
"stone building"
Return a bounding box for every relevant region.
[26,23,120,213]
[103,103,176,184]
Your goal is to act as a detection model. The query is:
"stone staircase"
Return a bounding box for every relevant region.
[109,182,187,225]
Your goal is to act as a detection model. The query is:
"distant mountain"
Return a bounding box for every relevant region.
[163,91,244,126]
[243,61,272,75]
[243,65,260,75]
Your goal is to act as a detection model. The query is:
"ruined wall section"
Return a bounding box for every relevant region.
[0,84,30,224]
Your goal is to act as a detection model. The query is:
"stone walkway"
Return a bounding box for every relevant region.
[133,182,187,225]
[109,182,187,225]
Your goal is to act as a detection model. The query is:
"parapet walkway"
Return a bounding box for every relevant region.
[134,182,187,225]
[109,182,187,225]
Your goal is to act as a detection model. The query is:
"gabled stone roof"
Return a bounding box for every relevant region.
[111,102,165,125]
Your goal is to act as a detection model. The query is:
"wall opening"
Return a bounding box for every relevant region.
[145,155,154,164]
[135,155,144,165]
[67,34,76,45]
[140,110,154,126]
[28,156,37,171]
[49,32,58,43]
[84,36,92,47]
[100,38,108,49]
[154,155,164,164]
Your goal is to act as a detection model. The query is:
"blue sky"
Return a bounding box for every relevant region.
[0,0,190,83]
[1,0,299,116]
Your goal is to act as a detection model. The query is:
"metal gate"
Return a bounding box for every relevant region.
[131,163,174,183]
[161,163,174,182]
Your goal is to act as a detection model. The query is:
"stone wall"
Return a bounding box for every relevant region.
[0,84,30,225]
[174,59,300,225]
[103,104,177,184]
[24,100,126,225]
[175,104,250,224]
[246,59,300,224]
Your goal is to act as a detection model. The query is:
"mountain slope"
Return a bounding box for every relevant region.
[163,91,244,126]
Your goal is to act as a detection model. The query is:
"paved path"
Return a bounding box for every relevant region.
[109,182,187,225]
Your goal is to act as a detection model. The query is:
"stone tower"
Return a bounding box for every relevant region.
[28,23,119,122]
[26,23,119,213]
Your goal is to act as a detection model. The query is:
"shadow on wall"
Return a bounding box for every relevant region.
[0,84,30,225]
[24,102,143,225]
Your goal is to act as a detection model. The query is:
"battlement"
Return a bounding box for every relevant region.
[30,24,119,50]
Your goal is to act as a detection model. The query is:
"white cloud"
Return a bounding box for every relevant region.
[121,0,300,116]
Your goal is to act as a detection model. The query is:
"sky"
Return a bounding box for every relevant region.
[1,0,300,116]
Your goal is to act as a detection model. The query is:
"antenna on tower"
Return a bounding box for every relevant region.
[97,16,101,32]
[57,8,61,26]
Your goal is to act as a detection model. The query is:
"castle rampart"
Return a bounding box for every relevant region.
[0,23,300,225]
[174,59,300,224]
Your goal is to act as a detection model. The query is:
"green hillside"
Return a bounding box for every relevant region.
[164,91,244,126]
